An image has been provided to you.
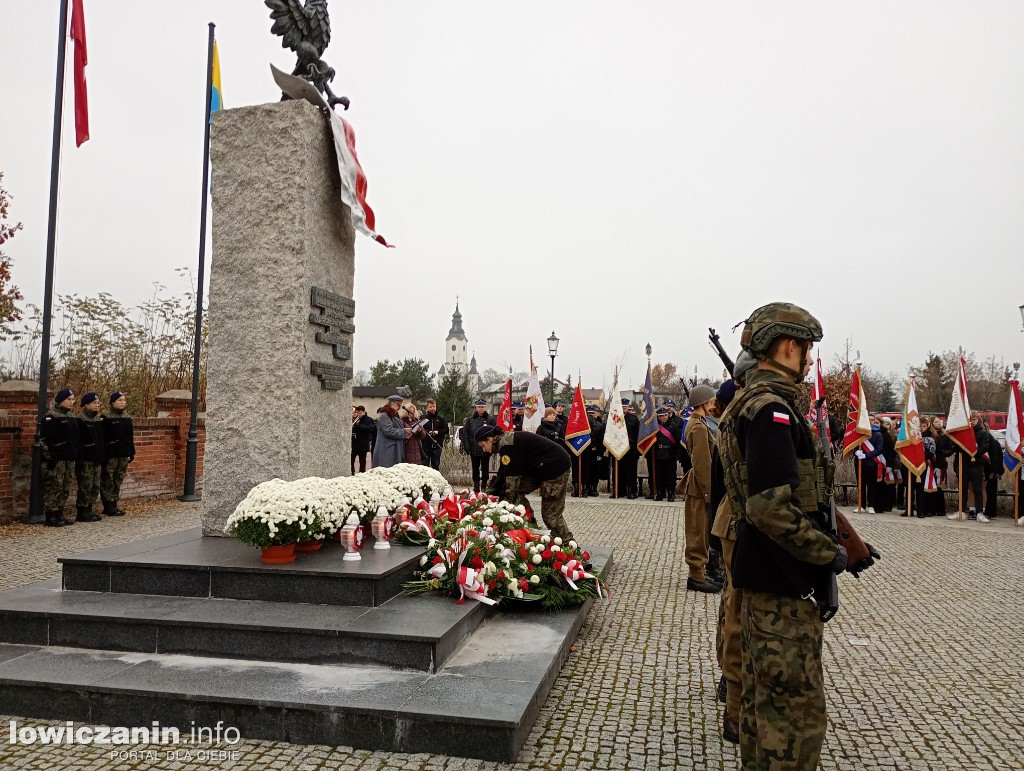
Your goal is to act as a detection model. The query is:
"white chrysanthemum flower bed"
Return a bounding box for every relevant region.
[224,464,451,547]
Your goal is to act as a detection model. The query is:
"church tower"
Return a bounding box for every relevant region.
[445,301,469,373]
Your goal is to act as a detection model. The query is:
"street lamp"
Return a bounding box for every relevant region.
[547,330,559,403]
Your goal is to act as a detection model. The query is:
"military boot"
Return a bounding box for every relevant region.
[723,712,739,744]
[107,500,125,517]
[707,550,726,585]
[76,506,101,523]
[686,577,722,593]
[58,510,76,525]
[44,510,65,528]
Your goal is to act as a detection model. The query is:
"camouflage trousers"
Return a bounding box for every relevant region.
[42,460,75,511]
[716,535,743,722]
[740,590,826,770]
[75,461,103,509]
[101,457,130,503]
[505,471,575,542]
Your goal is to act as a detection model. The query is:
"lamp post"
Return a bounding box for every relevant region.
[547,330,559,403]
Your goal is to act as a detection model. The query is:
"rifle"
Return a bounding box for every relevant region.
[678,376,690,402]
[709,328,735,378]
[814,397,841,622]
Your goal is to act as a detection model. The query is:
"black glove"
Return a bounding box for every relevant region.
[829,544,848,575]
[46,460,56,470]
[129,455,135,464]
[849,542,881,578]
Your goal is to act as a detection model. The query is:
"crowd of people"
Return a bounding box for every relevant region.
[39,388,136,527]
[853,411,1007,522]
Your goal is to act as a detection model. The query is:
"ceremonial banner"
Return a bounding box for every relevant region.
[523,348,545,433]
[945,357,977,456]
[842,364,871,457]
[1004,378,1022,474]
[71,0,89,146]
[603,374,630,460]
[807,357,830,440]
[565,383,592,456]
[636,362,657,455]
[895,377,926,478]
[496,378,514,432]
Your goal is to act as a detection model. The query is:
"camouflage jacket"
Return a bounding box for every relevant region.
[717,368,838,599]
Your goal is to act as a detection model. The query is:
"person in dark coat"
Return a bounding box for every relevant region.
[619,400,641,499]
[537,407,562,442]
[75,392,105,522]
[855,419,885,513]
[41,388,78,527]
[585,405,606,496]
[512,402,525,431]
[463,399,495,492]
[100,391,134,517]
[401,404,427,465]
[651,407,680,501]
[982,419,1004,519]
[950,412,991,521]
[351,405,376,474]
[420,399,449,471]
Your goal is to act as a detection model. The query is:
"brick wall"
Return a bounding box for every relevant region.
[0,385,205,523]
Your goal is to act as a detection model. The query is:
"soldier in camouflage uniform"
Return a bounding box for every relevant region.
[100,391,134,516]
[717,303,850,770]
[40,388,79,527]
[74,392,105,522]
[476,424,576,542]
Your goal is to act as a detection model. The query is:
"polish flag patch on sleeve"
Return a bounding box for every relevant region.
[772,411,791,425]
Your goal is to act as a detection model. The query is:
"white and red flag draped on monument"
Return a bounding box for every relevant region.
[496,378,514,432]
[71,0,89,146]
[945,357,977,457]
[807,357,829,440]
[842,364,871,457]
[895,376,926,478]
[327,113,391,247]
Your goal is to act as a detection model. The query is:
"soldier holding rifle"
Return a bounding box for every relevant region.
[717,302,880,769]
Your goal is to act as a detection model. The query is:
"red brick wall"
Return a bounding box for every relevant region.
[0,389,205,522]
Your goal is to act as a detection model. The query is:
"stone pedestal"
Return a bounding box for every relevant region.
[203,100,354,536]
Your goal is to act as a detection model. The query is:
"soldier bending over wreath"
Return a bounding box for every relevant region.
[476,425,576,543]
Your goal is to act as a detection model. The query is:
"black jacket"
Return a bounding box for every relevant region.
[537,419,562,442]
[588,417,606,456]
[352,414,376,453]
[78,413,105,464]
[465,411,495,457]
[102,409,135,460]
[624,412,640,449]
[652,419,680,460]
[421,411,449,448]
[42,407,78,462]
[493,431,571,486]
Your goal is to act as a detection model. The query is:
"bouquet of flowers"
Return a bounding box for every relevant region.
[403,498,604,610]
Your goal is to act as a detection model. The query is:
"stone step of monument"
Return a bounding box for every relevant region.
[0,547,613,763]
[0,584,487,673]
[58,528,422,607]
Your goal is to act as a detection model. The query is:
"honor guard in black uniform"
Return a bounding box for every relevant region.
[40,388,78,527]
[463,399,495,493]
[101,391,134,516]
[618,399,640,499]
[652,407,681,501]
[75,392,105,522]
[512,402,525,431]
[584,405,605,496]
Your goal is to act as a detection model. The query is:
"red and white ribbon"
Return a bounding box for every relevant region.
[455,565,497,605]
[559,558,603,598]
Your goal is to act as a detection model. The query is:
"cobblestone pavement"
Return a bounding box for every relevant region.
[1,499,1022,769]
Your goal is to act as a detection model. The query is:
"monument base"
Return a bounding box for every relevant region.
[0,531,613,762]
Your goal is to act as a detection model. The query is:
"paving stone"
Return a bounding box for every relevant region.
[0,500,1021,769]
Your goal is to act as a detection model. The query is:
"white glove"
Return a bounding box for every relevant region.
[855,451,865,460]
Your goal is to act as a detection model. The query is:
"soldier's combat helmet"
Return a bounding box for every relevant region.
[739,302,822,382]
[739,302,822,356]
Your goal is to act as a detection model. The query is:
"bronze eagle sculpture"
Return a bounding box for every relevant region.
[266,0,350,109]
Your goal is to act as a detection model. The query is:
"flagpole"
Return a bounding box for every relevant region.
[26,0,72,524]
[181,22,216,502]
[906,477,912,519]
[1015,472,1019,526]
[856,462,862,512]
[958,454,963,522]
[614,459,619,498]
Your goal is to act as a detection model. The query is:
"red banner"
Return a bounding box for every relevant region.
[496,378,514,432]
[71,0,89,147]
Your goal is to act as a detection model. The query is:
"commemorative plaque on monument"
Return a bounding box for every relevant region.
[202,98,354,535]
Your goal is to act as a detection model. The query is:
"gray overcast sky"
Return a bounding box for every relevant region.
[2,1,1022,392]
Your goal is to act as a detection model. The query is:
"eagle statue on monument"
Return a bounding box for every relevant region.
[266,0,350,110]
